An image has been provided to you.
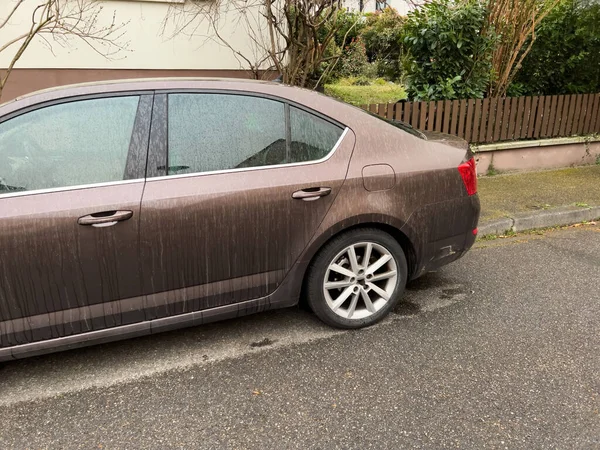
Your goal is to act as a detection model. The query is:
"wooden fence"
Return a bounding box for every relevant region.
[362,93,600,144]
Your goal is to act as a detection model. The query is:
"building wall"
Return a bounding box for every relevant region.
[0,0,413,101]
[0,0,264,100]
[0,0,259,70]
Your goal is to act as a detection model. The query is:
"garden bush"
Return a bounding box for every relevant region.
[402,0,497,101]
[336,38,377,79]
[361,8,405,80]
[510,0,600,95]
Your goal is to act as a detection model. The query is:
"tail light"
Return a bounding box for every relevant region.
[458,157,477,196]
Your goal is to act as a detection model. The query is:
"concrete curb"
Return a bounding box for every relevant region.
[478,205,600,237]
[478,218,514,236]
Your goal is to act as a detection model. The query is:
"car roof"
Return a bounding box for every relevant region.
[4,77,412,140]
[1,77,277,107]
[1,77,362,124]
[0,77,370,130]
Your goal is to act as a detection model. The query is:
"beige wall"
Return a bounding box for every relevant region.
[0,0,263,70]
[475,140,600,174]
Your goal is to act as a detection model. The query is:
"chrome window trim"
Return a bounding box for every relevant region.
[158,88,347,130]
[147,127,349,182]
[0,178,145,199]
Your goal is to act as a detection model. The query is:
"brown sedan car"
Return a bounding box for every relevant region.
[0,78,479,361]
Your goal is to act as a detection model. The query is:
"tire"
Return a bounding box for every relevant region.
[305,228,408,329]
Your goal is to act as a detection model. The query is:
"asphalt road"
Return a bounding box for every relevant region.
[1,224,599,449]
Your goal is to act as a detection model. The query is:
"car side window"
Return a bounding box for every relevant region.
[0,96,140,194]
[290,106,344,163]
[167,94,287,174]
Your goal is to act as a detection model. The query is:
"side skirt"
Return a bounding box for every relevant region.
[0,294,290,362]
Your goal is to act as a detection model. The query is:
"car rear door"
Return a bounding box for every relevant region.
[139,92,355,319]
[0,93,152,354]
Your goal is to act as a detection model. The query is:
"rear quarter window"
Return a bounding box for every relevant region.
[290,106,344,163]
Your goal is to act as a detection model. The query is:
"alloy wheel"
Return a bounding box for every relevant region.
[323,241,398,320]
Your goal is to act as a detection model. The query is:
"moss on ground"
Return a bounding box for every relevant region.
[478,165,600,223]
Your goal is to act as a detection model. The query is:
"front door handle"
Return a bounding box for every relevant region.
[78,210,133,228]
[292,187,332,202]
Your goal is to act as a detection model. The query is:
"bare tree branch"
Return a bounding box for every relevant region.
[314,14,361,89]
[0,0,129,100]
[164,0,348,89]
[485,0,561,97]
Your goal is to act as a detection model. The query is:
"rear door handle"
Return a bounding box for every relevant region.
[292,187,332,202]
[78,210,133,228]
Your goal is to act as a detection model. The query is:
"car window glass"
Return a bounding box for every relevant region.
[167,94,286,174]
[290,106,343,163]
[0,96,139,194]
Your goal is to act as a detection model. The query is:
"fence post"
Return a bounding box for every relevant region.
[533,96,545,138]
[558,95,570,135]
[487,97,497,142]
[434,100,444,132]
[565,94,578,135]
[589,94,600,134]
[542,95,557,138]
[472,99,482,143]
[411,101,420,128]
[578,94,591,135]
[451,100,460,136]
[464,99,475,142]
[442,100,451,134]
[417,102,426,130]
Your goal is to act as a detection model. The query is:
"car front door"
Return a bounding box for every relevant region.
[0,94,152,353]
[139,92,355,319]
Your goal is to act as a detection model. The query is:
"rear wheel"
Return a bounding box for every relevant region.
[306,228,408,328]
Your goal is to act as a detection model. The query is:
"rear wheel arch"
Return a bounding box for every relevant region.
[299,221,419,306]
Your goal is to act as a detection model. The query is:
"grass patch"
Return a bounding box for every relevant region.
[478,165,600,223]
[325,81,407,106]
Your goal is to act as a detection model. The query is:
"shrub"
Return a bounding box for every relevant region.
[402,0,497,101]
[511,0,600,95]
[331,10,365,48]
[361,8,405,80]
[336,38,377,79]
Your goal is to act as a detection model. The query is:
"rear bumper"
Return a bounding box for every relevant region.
[421,228,477,273]
[405,194,480,279]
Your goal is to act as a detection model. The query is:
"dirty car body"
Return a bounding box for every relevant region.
[0,79,479,361]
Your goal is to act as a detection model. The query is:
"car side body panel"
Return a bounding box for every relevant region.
[0,79,480,361]
[0,182,146,350]
[0,93,153,353]
[138,129,356,319]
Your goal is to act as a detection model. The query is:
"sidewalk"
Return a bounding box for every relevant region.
[477,165,600,236]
